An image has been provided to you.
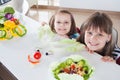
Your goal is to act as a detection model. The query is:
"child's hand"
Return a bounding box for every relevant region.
[41,21,47,26]
[101,56,115,62]
[85,46,94,54]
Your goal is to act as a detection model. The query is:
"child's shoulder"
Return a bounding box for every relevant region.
[70,33,80,39]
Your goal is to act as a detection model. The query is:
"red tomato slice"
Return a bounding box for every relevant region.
[70,64,75,70]
[10,17,15,21]
[34,52,41,60]
[63,68,70,73]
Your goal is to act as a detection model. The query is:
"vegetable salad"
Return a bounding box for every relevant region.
[50,55,94,80]
[0,7,27,40]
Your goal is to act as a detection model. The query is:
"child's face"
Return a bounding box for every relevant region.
[54,13,71,36]
[84,28,111,52]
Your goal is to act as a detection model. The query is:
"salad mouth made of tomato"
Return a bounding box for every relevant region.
[0,6,27,40]
[50,55,94,80]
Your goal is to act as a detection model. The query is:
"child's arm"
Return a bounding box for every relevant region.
[101,56,115,62]
[85,46,115,62]
[101,44,120,64]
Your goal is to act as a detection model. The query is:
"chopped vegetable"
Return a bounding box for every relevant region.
[34,50,42,60]
[28,55,39,64]
[0,6,27,40]
[5,13,13,20]
[50,55,94,80]
[4,7,15,14]
[14,25,27,37]
[0,30,6,38]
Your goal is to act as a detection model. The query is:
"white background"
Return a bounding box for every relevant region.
[60,0,120,12]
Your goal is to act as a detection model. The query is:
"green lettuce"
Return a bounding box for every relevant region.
[38,25,55,39]
[38,25,84,53]
[50,39,85,53]
[4,7,15,14]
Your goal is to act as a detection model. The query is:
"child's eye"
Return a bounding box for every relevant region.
[64,22,69,24]
[98,34,103,36]
[88,32,92,35]
[57,21,61,24]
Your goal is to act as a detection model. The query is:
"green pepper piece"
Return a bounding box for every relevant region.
[0,30,6,38]
[14,24,27,37]
[5,30,13,40]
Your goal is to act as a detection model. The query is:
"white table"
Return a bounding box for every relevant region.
[0,13,120,80]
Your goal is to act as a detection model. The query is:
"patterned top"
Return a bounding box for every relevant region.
[70,33,80,39]
[112,44,120,65]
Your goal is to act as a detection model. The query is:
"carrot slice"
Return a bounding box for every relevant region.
[28,55,39,64]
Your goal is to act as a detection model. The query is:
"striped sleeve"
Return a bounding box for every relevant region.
[112,44,120,65]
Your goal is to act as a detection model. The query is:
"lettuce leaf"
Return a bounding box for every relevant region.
[38,25,55,40]
[4,7,15,14]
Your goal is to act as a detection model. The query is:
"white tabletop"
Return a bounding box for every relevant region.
[0,12,120,80]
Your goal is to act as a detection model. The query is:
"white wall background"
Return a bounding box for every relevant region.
[60,0,120,12]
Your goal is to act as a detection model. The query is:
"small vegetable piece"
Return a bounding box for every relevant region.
[14,24,27,37]
[4,7,15,14]
[4,30,13,39]
[5,13,13,20]
[45,52,49,55]
[0,30,6,38]
[34,50,41,60]
[28,55,39,64]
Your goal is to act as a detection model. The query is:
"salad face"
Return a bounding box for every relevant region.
[50,55,94,80]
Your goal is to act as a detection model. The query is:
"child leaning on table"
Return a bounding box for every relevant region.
[39,10,84,53]
[40,9,80,41]
[77,12,120,65]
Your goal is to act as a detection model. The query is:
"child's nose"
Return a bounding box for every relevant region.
[59,23,65,26]
[90,35,98,41]
[62,23,66,26]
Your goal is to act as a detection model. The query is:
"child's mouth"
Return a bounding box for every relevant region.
[89,42,99,46]
[59,29,67,31]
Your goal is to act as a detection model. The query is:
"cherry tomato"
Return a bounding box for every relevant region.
[34,50,41,60]
[63,68,70,73]
[70,64,75,70]
[10,17,15,21]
